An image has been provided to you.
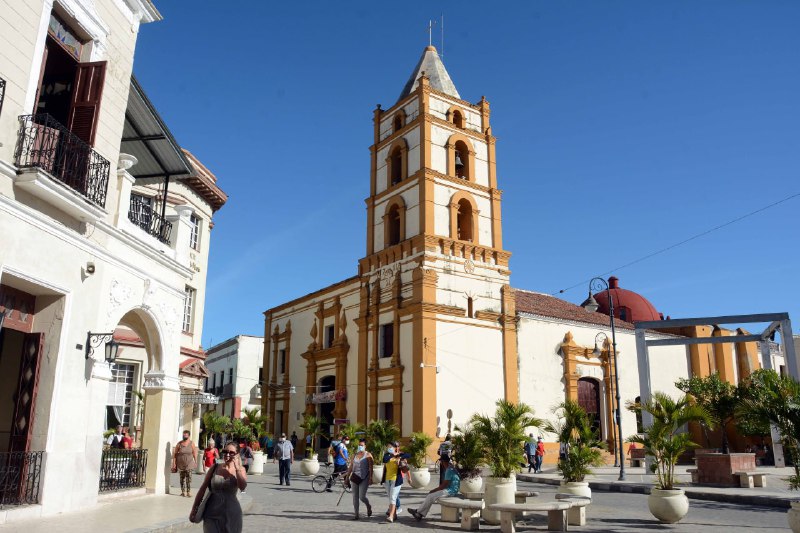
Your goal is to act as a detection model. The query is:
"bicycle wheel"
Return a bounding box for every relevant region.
[311,475,329,493]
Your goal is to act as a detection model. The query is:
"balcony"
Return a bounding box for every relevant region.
[0,450,44,509]
[128,195,173,244]
[221,383,233,398]
[13,114,111,221]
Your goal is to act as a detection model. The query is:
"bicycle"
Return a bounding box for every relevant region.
[311,470,351,494]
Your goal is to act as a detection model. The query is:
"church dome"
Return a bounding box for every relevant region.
[593,276,662,323]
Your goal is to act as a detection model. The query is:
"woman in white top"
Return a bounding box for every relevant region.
[346,437,374,520]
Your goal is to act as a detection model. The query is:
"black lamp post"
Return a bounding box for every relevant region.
[581,277,626,481]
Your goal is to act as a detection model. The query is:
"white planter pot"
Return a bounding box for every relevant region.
[249,451,264,475]
[648,488,689,523]
[372,464,385,484]
[410,467,431,489]
[788,501,800,532]
[560,481,591,499]
[460,475,483,494]
[300,458,320,476]
[483,475,516,524]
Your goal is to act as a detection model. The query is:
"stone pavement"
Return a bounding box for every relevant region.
[519,464,799,508]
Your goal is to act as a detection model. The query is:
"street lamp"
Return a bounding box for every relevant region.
[85,332,119,363]
[582,277,626,481]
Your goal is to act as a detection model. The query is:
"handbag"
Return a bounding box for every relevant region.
[398,458,410,474]
[350,472,363,485]
[190,464,217,523]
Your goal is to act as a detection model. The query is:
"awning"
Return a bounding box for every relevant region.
[121,76,194,184]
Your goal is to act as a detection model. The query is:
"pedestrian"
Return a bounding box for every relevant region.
[204,439,220,472]
[382,443,410,523]
[535,436,545,473]
[290,431,298,451]
[437,434,452,484]
[559,440,570,461]
[327,434,350,490]
[239,440,254,473]
[346,437,373,520]
[107,425,124,448]
[190,442,247,532]
[524,433,536,473]
[409,455,460,521]
[121,427,133,450]
[273,432,294,486]
[172,430,198,497]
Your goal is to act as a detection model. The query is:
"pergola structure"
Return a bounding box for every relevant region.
[634,313,796,466]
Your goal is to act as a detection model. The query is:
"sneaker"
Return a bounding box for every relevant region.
[396,508,402,514]
[386,515,394,523]
[409,509,423,521]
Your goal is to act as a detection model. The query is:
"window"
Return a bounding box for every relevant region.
[325,324,335,348]
[189,214,200,250]
[258,367,263,386]
[229,367,234,384]
[452,110,464,129]
[390,146,403,185]
[380,402,394,423]
[454,141,469,179]
[212,373,216,390]
[220,371,225,391]
[456,199,474,242]
[279,348,286,373]
[387,204,402,245]
[379,323,394,358]
[393,115,403,132]
[106,363,135,429]
[467,297,474,318]
[182,286,196,332]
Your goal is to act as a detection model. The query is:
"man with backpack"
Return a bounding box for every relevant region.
[326,434,349,491]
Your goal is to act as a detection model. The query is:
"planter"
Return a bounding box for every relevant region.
[648,488,689,523]
[460,475,483,494]
[372,464,385,484]
[483,475,516,524]
[409,467,430,489]
[300,457,320,476]
[560,481,591,499]
[788,501,800,533]
[249,451,264,475]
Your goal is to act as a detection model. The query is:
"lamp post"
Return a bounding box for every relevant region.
[581,277,626,481]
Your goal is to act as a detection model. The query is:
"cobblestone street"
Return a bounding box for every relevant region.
[187,463,791,532]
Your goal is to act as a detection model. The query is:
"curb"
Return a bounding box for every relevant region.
[135,493,255,533]
[517,474,793,509]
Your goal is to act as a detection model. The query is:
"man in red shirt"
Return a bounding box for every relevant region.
[534,437,546,473]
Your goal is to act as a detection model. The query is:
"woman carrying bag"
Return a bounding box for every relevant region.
[190,443,247,533]
[346,438,373,520]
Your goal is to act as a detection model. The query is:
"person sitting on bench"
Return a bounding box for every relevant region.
[409,455,460,521]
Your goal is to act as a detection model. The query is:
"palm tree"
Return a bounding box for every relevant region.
[470,399,543,478]
[300,414,327,459]
[544,400,606,482]
[242,407,270,441]
[365,419,400,459]
[628,392,711,490]
[339,421,366,457]
[451,424,484,480]
[202,411,231,447]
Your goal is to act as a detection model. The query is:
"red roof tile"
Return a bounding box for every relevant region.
[513,288,636,330]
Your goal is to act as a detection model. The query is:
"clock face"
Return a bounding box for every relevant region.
[464,260,475,274]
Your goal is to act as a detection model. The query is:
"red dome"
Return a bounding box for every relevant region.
[593,277,661,323]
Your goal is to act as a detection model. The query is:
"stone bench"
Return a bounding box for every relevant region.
[489,501,572,532]
[735,471,767,488]
[440,497,485,530]
[462,490,539,503]
[687,468,699,483]
[555,493,591,526]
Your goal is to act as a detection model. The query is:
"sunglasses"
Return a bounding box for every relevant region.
[223,451,237,456]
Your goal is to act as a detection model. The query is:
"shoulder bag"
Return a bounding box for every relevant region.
[190,464,217,524]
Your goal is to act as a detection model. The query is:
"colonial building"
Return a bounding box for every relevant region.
[261,46,786,460]
[204,335,265,420]
[0,0,224,521]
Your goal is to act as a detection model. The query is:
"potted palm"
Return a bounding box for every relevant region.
[366,419,400,483]
[544,400,606,499]
[470,399,542,524]
[451,424,484,493]
[242,408,269,475]
[299,414,326,476]
[628,392,710,524]
[737,370,800,532]
[406,432,433,488]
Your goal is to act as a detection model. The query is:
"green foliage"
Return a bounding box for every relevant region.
[451,424,484,479]
[103,429,117,439]
[241,407,270,439]
[339,422,366,457]
[230,418,253,440]
[675,372,736,451]
[365,419,400,459]
[628,392,711,490]
[737,369,800,490]
[470,399,543,478]
[202,411,231,446]
[299,414,327,458]
[406,432,434,469]
[543,400,606,482]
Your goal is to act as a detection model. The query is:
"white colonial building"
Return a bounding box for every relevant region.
[0,0,225,522]
[204,335,265,420]
[262,45,789,462]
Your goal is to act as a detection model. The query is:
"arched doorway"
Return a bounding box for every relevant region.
[317,375,336,449]
[577,378,602,436]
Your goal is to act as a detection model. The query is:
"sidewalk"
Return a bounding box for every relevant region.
[519,464,799,508]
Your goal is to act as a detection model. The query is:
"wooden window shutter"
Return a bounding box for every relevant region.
[10,332,45,453]
[67,61,107,146]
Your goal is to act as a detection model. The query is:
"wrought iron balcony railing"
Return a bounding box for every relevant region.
[99,448,147,493]
[128,196,173,244]
[14,114,111,208]
[0,450,44,509]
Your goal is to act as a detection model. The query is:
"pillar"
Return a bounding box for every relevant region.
[142,370,181,494]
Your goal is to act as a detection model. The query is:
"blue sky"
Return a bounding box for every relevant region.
[133,1,800,348]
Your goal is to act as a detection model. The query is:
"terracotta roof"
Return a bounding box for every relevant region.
[513,288,636,330]
[180,149,228,212]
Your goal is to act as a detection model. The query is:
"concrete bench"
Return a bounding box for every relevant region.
[489,501,572,532]
[555,493,591,526]
[687,468,699,483]
[462,490,539,503]
[735,471,767,488]
[629,449,646,467]
[440,497,485,530]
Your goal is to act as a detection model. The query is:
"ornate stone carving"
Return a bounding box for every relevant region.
[142,278,157,309]
[143,370,180,392]
[107,279,132,318]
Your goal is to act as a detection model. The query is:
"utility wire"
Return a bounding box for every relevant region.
[552,191,800,296]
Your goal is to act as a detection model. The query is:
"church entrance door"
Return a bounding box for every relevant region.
[577,378,602,436]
